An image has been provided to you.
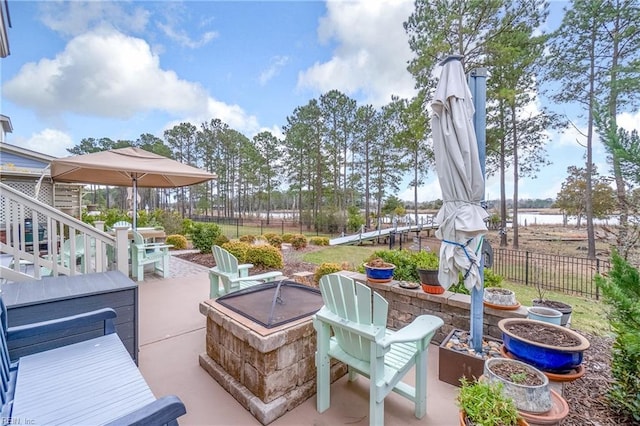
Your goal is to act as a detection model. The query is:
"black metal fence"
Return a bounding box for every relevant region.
[190,216,325,238]
[492,248,611,300]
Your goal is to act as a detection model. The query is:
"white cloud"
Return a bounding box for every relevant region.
[259,56,289,86]
[157,22,218,49]
[3,29,257,132]
[297,0,416,106]
[18,129,74,158]
[618,110,640,132]
[38,1,149,37]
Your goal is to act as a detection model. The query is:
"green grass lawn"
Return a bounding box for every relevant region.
[301,245,380,270]
[301,245,612,337]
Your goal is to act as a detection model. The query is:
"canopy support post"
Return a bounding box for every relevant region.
[132,176,138,230]
[469,67,487,353]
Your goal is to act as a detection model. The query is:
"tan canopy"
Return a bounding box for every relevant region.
[51,147,215,187]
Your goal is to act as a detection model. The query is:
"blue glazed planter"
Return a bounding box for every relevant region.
[363,263,395,283]
[498,318,590,373]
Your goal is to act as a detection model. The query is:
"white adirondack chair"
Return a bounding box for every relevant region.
[131,230,172,281]
[313,273,444,426]
[209,245,283,298]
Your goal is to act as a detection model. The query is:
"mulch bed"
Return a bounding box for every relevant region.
[175,246,627,425]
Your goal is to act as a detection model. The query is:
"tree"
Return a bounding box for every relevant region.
[164,123,198,216]
[554,165,616,228]
[484,0,556,248]
[252,131,282,223]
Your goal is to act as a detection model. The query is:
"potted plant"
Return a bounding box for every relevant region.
[498,318,590,373]
[532,285,572,326]
[363,257,396,283]
[415,250,442,293]
[457,377,529,426]
[483,287,520,310]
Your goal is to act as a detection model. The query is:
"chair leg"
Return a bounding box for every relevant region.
[414,350,428,419]
[209,274,220,298]
[136,263,144,282]
[315,323,331,413]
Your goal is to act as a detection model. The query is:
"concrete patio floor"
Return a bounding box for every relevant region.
[137,255,460,426]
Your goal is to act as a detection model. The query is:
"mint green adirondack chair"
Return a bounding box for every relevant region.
[209,245,283,298]
[131,230,172,281]
[313,273,444,426]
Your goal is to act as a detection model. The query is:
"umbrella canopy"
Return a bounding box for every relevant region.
[431,58,488,291]
[51,147,215,228]
[51,147,215,188]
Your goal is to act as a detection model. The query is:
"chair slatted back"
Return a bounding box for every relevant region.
[319,274,388,362]
[213,246,240,276]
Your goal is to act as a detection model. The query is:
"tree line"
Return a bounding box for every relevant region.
[69,0,639,259]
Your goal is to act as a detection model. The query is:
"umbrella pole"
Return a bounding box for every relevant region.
[132,176,138,230]
[469,67,487,353]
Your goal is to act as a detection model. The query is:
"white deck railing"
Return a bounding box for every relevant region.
[0,182,128,282]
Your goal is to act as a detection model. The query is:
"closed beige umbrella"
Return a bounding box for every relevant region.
[51,147,215,228]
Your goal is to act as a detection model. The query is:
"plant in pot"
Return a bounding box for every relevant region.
[498,318,590,374]
[457,377,529,426]
[415,250,442,294]
[532,285,573,326]
[483,358,570,425]
[363,257,396,284]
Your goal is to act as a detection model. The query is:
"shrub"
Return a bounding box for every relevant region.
[191,222,222,253]
[263,233,283,248]
[484,268,504,287]
[415,250,439,270]
[457,378,519,426]
[221,241,252,263]
[246,245,284,269]
[282,233,294,243]
[239,234,256,243]
[309,236,329,246]
[181,218,195,236]
[154,209,183,235]
[596,251,640,422]
[290,234,308,250]
[314,262,342,284]
[361,249,423,282]
[213,234,229,247]
[165,234,188,250]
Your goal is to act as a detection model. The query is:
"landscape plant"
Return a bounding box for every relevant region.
[290,234,307,250]
[246,245,284,269]
[191,222,222,253]
[221,241,252,263]
[313,262,342,284]
[595,251,640,422]
[456,377,520,426]
[309,236,329,246]
[165,234,188,250]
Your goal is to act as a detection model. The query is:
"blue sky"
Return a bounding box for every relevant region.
[2,1,638,203]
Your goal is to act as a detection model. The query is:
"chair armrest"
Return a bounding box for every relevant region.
[238,263,254,270]
[105,395,186,426]
[230,271,284,283]
[7,308,118,341]
[379,315,443,348]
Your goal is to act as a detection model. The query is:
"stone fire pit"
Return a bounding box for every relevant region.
[199,294,346,424]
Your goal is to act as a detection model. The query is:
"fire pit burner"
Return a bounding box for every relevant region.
[215,280,323,328]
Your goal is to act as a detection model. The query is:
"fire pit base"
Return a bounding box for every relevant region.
[199,299,346,425]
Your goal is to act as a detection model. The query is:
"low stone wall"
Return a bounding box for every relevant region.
[337,270,528,343]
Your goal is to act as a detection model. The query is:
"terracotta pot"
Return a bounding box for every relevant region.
[459,410,529,426]
[483,358,552,413]
[421,283,445,294]
[498,318,590,373]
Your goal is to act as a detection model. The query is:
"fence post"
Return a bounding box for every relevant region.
[236,218,239,238]
[281,221,284,235]
[595,259,600,300]
[525,251,530,286]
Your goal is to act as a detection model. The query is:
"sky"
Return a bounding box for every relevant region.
[1,0,639,203]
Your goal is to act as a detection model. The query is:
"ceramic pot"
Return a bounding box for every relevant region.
[363,263,395,283]
[527,306,562,325]
[532,299,572,326]
[484,287,518,307]
[483,358,552,413]
[498,318,590,373]
[417,268,440,286]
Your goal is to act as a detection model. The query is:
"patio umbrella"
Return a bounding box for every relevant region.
[430,57,488,292]
[51,147,215,229]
